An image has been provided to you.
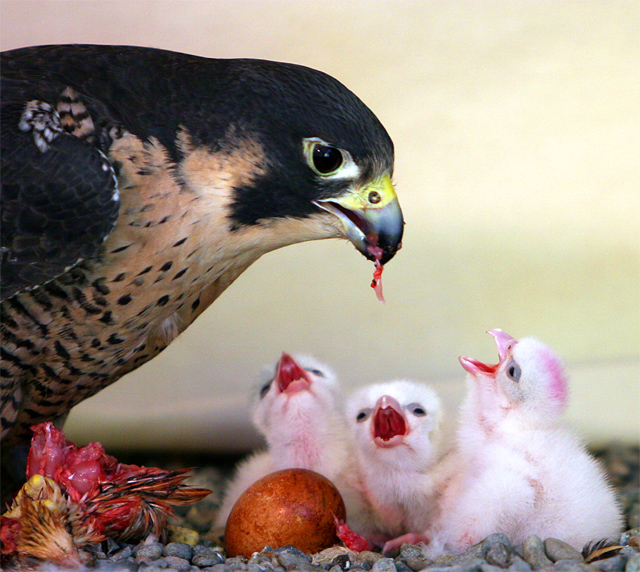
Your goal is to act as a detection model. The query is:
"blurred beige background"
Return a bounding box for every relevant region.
[2,1,638,450]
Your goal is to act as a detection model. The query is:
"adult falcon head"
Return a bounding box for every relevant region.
[0,45,403,460]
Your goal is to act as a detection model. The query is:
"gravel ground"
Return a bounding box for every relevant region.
[25,443,640,571]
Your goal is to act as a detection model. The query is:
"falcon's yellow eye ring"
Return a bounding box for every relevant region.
[303,137,359,178]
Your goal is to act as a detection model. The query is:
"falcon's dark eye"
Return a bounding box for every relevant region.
[506,361,521,382]
[312,144,343,174]
[259,380,272,398]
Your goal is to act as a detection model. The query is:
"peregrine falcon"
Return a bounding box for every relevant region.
[0,45,403,459]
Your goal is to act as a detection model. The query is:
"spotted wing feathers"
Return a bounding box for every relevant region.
[1,93,120,300]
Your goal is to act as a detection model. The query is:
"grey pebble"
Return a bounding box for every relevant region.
[330,553,350,569]
[371,558,397,572]
[486,542,512,568]
[418,564,482,572]
[194,552,227,567]
[507,556,532,572]
[280,559,318,571]
[626,554,640,572]
[357,551,385,566]
[248,563,274,572]
[592,555,628,572]
[399,545,431,571]
[482,563,508,572]
[523,536,553,570]
[622,530,640,549]
[226,556,250,571]
[202,564,230,572]
[103,561,139,572]
[552,560,589,572]
[433,543,485,568]
[485,535,513,550]
[543,539,584,563]
[104,538,122,555]
[276,546,313,562]
[395,561,413,572]
[328,566,342,572]
[164,555,192,571]
[109,544,133,562]
[251,553,279,566]
[135,543,165,560]
[164,542,194,560]
[194,545,216,556]
[278,551,316,569]
[142,565,171,572]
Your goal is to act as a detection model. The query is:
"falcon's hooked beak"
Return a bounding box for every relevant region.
[313,173,404,265]
[459,329,518,376]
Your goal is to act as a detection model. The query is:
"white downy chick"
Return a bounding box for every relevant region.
[424,330,623,556]
[346,380,444,540]
[215,352,353,527]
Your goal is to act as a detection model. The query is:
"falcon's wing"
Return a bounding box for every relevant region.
[1,80,120,300]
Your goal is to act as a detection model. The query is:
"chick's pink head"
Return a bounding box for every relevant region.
[539,346,568,407]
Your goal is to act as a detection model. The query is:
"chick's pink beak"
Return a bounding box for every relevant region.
[372,395,408,447]
[459,329,518,376]
[487,329,518,362]
[276,352,311,393]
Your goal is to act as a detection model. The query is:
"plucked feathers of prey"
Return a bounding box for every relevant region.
[0,44,404,453]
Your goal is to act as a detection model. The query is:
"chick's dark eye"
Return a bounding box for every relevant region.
[307,368,325,377]
[408,403,427,416]
[259,380,272,398]
[506,361,522,382]
[312,144,343,174]
[356,410,369,423]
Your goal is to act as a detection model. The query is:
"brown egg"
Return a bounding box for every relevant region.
[224,468,346,557]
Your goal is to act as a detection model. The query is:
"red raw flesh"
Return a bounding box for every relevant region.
[334,516,371,552]
[3,422,211,557]
[366,242,385,304]
[373,406,407,441]
[371,261,384,303]
[26,422,73,480]
[26,423,122,502]
[0,517,20,555]
[25,422,193,504]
